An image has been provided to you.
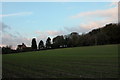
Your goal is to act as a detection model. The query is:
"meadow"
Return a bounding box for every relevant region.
[2,44,119,78]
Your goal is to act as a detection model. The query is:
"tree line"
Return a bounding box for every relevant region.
[1,23,120,54]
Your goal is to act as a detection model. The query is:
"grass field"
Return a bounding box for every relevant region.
[2,44,119,78]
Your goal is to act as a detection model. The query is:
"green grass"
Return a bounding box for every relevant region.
[2,44,119,78]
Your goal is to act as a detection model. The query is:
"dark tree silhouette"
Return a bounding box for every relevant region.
[46,37,51,49]
[38,40,44,50]
[70,32,79,47]
[64,35,70,47]
[31,38,37,50]
[2,45,12,54]
[53,35,65,48]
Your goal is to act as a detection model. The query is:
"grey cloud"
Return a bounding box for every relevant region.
[2,32,31,49]
[0,22,11,32]
[64,26,89,34]
[1,22,31,49]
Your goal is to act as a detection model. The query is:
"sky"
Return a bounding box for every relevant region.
[0,1,118,49]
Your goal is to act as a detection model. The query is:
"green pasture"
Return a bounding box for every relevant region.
[2,44,119,78]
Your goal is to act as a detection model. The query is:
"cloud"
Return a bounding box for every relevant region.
[1,23,66,49]
[108,2,118,7]
[0,22,31,49]
[64,18,117,34]
[71,7,117,20]
[1,22,66,49]
[63,21,103,34]
[0,22,11,32]
[36,30,65,36]
[35,30,66,42]
[2,32,31,49]
[0,12,33,17]
[68,5,118,32]
[64,26,87,34]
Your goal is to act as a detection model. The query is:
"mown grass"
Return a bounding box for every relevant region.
[2,44,119,78]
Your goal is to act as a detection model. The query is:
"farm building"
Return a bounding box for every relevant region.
[17,43,27,50]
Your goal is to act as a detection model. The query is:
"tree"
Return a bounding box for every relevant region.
[31,38,37,50]
[78,34,87,46]
[69,32,79,47]
[52,35,65,48]
[46,37,51,49]
[2,45,12,54]
[95,32,109,45]
[64,35,69,47]
[102,23,120,44]
[38,40,44,50]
